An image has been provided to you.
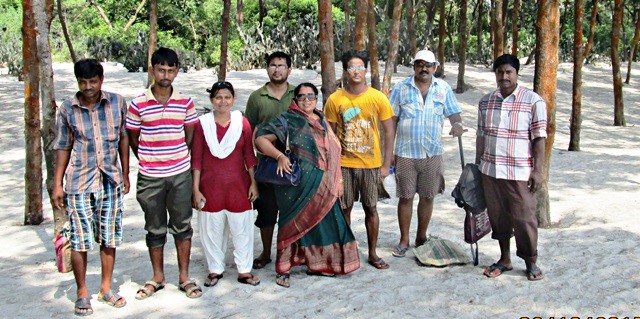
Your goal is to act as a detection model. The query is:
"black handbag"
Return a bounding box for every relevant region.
[254,116,301,186]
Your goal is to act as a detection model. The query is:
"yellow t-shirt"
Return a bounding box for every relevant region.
[324,87,395,168]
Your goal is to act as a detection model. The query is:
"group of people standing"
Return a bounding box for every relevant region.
[52,46,546,317]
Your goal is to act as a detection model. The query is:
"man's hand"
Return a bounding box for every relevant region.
[449,123,465,137]
[123,176,130,194]
[380,165,391,178]
[51,185,64,210]
[528,170,543,193]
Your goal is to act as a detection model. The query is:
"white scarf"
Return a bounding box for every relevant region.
[200,110,243,159]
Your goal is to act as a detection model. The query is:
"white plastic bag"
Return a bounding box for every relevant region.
[383,170,397,198]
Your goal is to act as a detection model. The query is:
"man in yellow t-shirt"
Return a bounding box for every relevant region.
[324,50,396,270]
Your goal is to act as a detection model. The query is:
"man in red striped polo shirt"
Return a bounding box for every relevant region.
[127,47,203,299]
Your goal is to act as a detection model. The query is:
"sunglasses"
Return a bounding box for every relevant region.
[346,65,366,72]
[414,62,436,69]
[295,93,317,101]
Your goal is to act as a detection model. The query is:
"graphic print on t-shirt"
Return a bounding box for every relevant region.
[340,106,374,156]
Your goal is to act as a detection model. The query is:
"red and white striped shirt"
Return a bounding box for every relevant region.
[127,87,198,177]
[477,85,547,181]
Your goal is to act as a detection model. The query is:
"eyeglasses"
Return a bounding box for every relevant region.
[295,93,317,101]
[268,64,288,70]
[346,65,366,72]
[414,62,436,69]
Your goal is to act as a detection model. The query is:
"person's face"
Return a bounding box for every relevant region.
[494,63,518,93]
[267,57,291,84]
[413,60,437,82]
[152,63,179,88]
[345,58,367,85]
[77,75,103,101]
[210,88,235,113]
[294,86,318,116]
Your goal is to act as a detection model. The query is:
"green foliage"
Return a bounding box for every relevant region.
[0,1,22,76]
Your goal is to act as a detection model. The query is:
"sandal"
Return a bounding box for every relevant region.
[483,262,513,278]
[526,265,545,281]
[392,244,410,257]
[368,257,390,269]
[74,297,93,316]
[98,290,126,308]
[252,257,272,269]
[237,274,261,286]
[204,273,223,287]
[275,273,290,288]
[135,280,165,300]
[179,279,203,299]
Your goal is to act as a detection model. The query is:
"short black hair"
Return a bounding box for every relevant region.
[294,82,319,97]
[493,54,520,73]
[151,47,180,68]
[266,51,292,68]
[74,59,103,79]
[341,50,369,70]
[206,81,235,99]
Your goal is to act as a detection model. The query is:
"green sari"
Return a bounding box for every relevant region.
[257,102,360,275]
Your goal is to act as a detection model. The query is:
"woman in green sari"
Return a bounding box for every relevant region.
[255,83,360,288]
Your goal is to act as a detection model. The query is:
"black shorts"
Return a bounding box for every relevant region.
[253,182,279,228]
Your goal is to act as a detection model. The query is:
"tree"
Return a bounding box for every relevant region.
[435,0,445,77]
[492,0,505,59]
[611,0,625,126]
[57,0,77,62]
[476,0,484,60]
[406,0,418,58]
[382,0,404,95]
[423,0,438,50]
[456,0,468,93]
[236,0,244,27]
[124,0,146,31]
[88,0,113,30]
[343,0,352,53]
[354,0,368,51]
[22,0,43,225]
[318,0,336,105]
[511,0,521,55]
[533,0,560,228]
[219,0,231,81]
[258,0,266,27]
[584,0,599,60]
[147,0,157,87]
[625,7,640,84]
[569,0,584,151]
[368,0,381,90]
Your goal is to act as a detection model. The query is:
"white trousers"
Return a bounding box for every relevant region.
[198,209,254,274]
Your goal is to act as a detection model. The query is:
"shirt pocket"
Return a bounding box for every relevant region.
[431,100,445,116]
[399,103,417,119]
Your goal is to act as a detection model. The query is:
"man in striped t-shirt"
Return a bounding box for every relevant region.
[127,47,203,299]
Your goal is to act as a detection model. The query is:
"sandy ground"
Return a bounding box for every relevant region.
[0,60,639,319]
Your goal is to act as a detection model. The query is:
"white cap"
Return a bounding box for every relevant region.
[412,50,439,65]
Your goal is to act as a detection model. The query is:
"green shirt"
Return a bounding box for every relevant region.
[245,83,296,130]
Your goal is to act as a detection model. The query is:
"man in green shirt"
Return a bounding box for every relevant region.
[245,51,296,269]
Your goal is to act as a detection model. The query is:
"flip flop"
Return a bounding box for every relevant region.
[98,290,126,308]
[237,274,261,286]
[368,257,390,269]
[252,257,272,269]
[74,297,93,316]
[179,279,203,299]
[135,280,165,300]
[204,273,223,287]
[526,265,545,281]
[483,262,513,278]
[275,273,290,288]
[392,244,410,257]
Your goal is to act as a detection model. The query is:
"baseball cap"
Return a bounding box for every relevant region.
[412,50,439,65]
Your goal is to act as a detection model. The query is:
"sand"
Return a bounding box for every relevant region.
[0,60,639,318]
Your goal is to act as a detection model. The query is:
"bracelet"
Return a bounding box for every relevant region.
[276,153,284,160]
[452,121,463,127]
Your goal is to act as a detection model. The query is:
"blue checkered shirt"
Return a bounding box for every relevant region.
[390,76,462,158]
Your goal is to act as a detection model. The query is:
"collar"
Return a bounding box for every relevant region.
[72,91,107,109]
[142,85,183,103]
[410,75,440,90]
[258,82,295,98]
[497,84,522,100]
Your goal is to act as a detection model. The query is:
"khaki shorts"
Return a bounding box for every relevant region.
[395,155,444,199]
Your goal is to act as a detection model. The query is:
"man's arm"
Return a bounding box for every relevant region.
[127,129,140,159]
[475,135,484,165]
[51,150,71,209]
[380,117,396,178]
[118,132,130,194]
[328,121,338,136]
[528,137,546,193]
[447,113,464,137]
[185,124,195,149]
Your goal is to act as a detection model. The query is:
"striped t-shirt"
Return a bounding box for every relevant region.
[127,87,198,177]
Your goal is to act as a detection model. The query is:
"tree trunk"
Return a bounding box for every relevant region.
[124,0,146,32]
[147,0,157,88]
[219,0,231,81]
[569,0,584,152]
[368,0,381,90]
[456,0,468,93]
[382,0,403,95]
[501,0,508,54]
[558,0,571,44]
[611,0,625,126]
[407,0,417,58]
[57,0,77,62]
[22,0,44,225]
[354,0,368,51]
[435,0,445,77]
[492,0,504,59]
[511,0,521,55]
[477,0,483,60]
[88,0,113,31]
[343,0,352,53]
[533,0,560,228]
[424,0,438,50]
[624,8,640,84]
[236,0,244,27]
[318,0,337,105]
[584,0,598,61]
[258,0,266,27]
